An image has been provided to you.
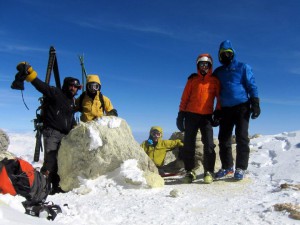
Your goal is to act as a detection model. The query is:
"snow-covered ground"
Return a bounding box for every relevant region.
[1,130,300,225]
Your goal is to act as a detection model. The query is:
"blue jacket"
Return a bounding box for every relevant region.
[213,40,258,107]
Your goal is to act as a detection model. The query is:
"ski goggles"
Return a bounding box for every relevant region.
[87,82,100,92]
[151,130,161,138]
[219,49,234,57]
[69,80,82,89]
[198,62,210,67]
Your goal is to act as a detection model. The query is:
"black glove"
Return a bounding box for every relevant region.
[11,72,26,90]
[16,62,31,75]
[250,97,260,119]
[107,109,118,117]
[11,62,32,90]
[11,62,36,90]
[176,111,185,132]
[212,110,222,127]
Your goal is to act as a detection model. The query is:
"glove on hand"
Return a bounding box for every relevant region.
[212,110,222,127]
[11,72,26,90]
[250,97,260,119]
[11,62,31,90]
[176,111,185,132]
[16,62,31,75]
[17,62,37,82]
[107,109,118,117]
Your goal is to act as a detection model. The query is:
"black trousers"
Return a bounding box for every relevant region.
[182,112,216,172]
[41,127,65,190]
[218,102,251,170]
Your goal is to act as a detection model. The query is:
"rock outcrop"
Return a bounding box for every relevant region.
[0,129,15,160]
[164,131,238,174]
[58,117,163,191]
[0,129,10,152]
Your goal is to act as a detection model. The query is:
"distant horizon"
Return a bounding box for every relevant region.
[2,125,296,146]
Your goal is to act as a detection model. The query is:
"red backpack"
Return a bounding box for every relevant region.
[0,158,49,205]
[0,158,63,220]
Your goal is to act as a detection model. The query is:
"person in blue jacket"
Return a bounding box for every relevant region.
[213,40,261,180]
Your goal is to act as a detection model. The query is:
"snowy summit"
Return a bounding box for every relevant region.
[1,130,300,225]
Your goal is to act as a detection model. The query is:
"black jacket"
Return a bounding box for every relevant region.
[31,78,76,134]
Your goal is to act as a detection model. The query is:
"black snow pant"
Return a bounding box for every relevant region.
[182,112,216,172]
[41,127,65,191]
[218,102,251,170]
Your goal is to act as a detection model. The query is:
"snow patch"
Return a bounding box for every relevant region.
[87,126,102,151]
[96,117,122,128]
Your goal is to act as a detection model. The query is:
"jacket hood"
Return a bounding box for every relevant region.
[218,40,236,63]
[196,53,213,76]
[87,74,101,85]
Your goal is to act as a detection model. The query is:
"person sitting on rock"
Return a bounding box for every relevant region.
[141,126,184,176]
[76,74,118,122]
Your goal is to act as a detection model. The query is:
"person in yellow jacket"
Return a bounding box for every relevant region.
[141,126,184,176]
[76,74,118,122]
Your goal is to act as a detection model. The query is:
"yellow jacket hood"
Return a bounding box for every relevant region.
[150,126,163,139]
[87,74,101,85]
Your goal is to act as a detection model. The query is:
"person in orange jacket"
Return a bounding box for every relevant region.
[176,53,221,184]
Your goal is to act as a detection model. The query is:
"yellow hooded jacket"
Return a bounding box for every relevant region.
[140,126,184,167]
[75,75,114,122]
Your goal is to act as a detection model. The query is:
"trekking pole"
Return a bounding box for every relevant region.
[78,54,87,91]
[33,103,44,162]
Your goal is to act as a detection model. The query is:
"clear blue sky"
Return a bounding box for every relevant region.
[1,0,300,141]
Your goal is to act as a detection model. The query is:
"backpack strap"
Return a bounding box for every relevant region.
[78,92,85,112]
[0,161,3,172]
[99,92,105,114]
[23,201,62,220]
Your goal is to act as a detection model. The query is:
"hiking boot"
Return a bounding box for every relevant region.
[234,168,245,180]
[203,171,214,184]
[215,167,234,179]
[50,186,66,195]
[182,171,196,184]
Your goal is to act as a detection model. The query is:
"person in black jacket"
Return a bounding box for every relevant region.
[16,62,81,194]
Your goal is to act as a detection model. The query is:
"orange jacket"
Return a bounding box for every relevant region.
[179,54,221,114]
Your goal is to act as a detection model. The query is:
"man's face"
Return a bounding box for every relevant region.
[68,82,79,96]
